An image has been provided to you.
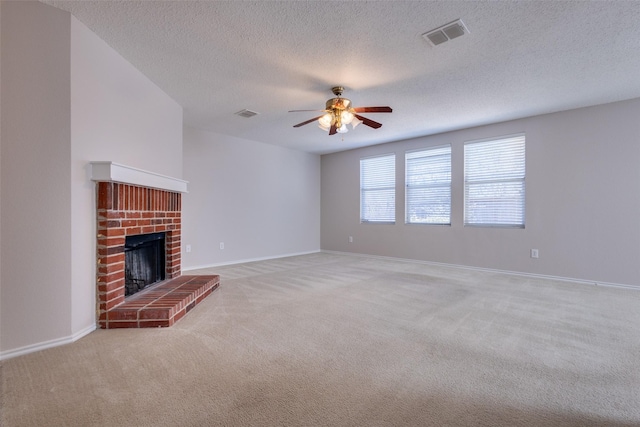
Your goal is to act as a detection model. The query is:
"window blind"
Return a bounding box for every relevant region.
[464,135,525,227]
[360,154,395,223]
[405,145,451,224]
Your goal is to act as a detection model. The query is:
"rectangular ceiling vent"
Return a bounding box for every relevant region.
[422,19,469,47]
[235,109,259,118]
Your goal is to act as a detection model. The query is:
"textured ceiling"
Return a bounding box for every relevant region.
[43,0,640,154]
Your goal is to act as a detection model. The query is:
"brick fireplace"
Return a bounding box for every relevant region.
[96,182,182,326]
[92,162,219,329]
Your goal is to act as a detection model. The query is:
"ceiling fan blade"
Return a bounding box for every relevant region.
[354,114,383,129]
[329,123,338,135]
[352,106,393,113]
[293,115,324,128]
[289,109,326,113]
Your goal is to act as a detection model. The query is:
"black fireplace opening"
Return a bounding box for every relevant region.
[124,232,166,297]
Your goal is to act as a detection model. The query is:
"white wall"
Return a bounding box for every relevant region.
[321,99,640,287]
[1,0,4,341]
[0,1,183,359]
[1,1,73,354]
[182,128,320,269]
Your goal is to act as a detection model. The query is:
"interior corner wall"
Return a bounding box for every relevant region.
[181,128,320,269]
[321,98,640,287]
[0,1,183,359]
[1,1,73,354]
[69,15,182,339]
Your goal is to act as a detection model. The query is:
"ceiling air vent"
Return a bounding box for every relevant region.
[422,19,469,47]
[235,109,259,118]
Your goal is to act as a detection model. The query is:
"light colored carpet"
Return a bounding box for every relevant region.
[2,252,639,426]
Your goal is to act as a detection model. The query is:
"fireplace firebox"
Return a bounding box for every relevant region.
[124,232,166,297]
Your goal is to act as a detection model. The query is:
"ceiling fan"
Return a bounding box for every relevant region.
[289,86,392,135]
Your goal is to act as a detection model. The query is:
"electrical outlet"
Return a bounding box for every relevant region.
[219,242,225,250]
[186,244,191,253]
[531,249,539,259]
[348,236,353,243]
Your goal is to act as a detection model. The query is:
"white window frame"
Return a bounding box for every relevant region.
[405,145,451,225]
[360,153,396,223]
[464,134,525,228]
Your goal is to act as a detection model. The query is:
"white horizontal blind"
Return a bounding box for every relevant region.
[464,135,525,227]
[405,145,451,224]
[360,154,395,223]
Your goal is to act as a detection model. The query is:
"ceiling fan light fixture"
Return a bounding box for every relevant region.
[290,87,392,136]
[318,113,332,128]
[341,110,354,124]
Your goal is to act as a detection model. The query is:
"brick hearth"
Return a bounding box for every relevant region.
[96,181,218,329]
[103,275,220,328]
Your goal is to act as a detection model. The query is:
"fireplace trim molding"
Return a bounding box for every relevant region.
[90,161,189,193]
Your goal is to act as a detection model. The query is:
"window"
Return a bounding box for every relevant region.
[464,134,525,227]
[405,145,451,225]
[360,154,395,223]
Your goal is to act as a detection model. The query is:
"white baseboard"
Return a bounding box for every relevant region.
[182,249,322,272]
[321,250,640,291]
[0,323,96,361]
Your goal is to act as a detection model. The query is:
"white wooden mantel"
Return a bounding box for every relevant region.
[90,161,189,193]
